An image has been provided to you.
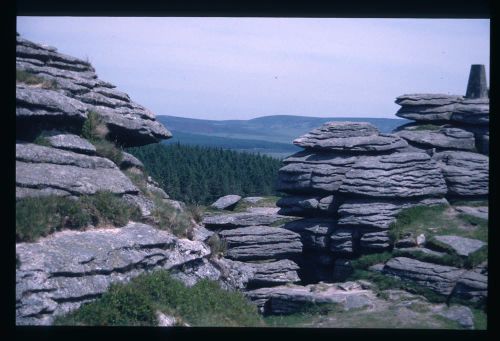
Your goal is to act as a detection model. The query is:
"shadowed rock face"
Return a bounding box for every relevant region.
[16,36,171,146]
[396,127,476,151]
[219,226,303,261]
[16,223,210,325]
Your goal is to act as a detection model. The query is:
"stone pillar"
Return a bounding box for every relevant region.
[465,64,488,98]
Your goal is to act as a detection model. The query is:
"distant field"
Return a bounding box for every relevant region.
[158,114,410,158]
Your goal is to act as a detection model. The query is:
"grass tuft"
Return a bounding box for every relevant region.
[206,233,227,258]
[16,193,140,242]
[350,252,393,270]
[17,69,58,89]
[54,270,264,327]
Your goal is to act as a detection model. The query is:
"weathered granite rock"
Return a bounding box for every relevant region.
[219,226,302,261]
[16,223,210,325]
[393,247,448,261]
[339,152,447,198]
[452,270,487,303]
[210,195,242,210]
[45,133,96,155]
[282,218,335,251]
[246,259,301,288]
[277,195,336,216]
[360,231,391,251]
[395,127,476,151]
[432,151,489,197]
[330,229,356,255]
[16,36,171,146]
[122,193,155,217]
[16,143,137,198]
[293,122,407,152]
[382,257,464,296]
[428,235,486,257]
[202,211,288,230]
[454,206,488,220]
[437,305,474,329]
[450,98,489,126]
[395,94,462,121]
[120,152,144,170]
[337,197,448,229]
[246,282,374,315]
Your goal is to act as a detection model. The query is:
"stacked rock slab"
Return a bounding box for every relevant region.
[276,121,449,282]
[394,65,489,157]
[15,36,171,209]
[394,65,489,197]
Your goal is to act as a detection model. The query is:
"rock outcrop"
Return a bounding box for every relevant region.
[16,36,171,145]
[210,194,242,210]
[16,223,210,325]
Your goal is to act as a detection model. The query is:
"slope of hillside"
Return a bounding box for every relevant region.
[157,115,410,157]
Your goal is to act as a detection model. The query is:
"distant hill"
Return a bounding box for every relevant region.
[157,115,410,158]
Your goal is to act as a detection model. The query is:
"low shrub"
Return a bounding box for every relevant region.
[206,233,227,258]
[54,270,264,327]
[186,204,204,223]
[16,192,140,242]
[150,197,193,238]
[92,139,123,166]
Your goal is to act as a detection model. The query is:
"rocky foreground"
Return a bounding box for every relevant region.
[15,35,488,328]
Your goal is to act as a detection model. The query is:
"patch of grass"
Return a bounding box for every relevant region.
[350,252,393,270]
[389,204,488,243]
[186,204,204,223]
[232,196,280,212]
[449,199,488,207]
[263,303,341,327]
[54,270,264,327]
[16,69,58,89]
[347,269,447,304]
[393,248,463,268]
[81,111,123,165]
[92,139,123,166]
[123,169,148,194]
[431,314,463,329]
[150,195,193,238]
[33,132,52,146]
[206,233,227,258]
[16,193,140,242]
[411,124,442,131]
[472,307,487,330]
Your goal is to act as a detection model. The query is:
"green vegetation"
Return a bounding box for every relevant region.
[206,234,227,258]
[472,307,487,330]
[350,252,393,270]
[411,124,442,131]
[127,143,283,205]
[81,111,124,165]
[263,303,341,327]
[16,192,141,242]
[150,195,193,238]
[16,69,58,89]
[231,196,280,212]
[54,270,264,327]
[33,133,51,147]
[388,204,488,243]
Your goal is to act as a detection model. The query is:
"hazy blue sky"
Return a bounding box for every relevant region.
[17,17,489,120]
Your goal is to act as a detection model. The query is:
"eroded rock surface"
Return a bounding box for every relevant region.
[16,223,210,325]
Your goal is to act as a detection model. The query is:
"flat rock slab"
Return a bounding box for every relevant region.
[16,223,210,325]
[219,225,302,261]
[430,235,486,257]
[246,281,375,315]
[246,259,301,288]
[210,194,242,210]
[396,127,476,151]
[45,133,96,155]
[395,94,462,122]
[202,211,288,230]
[339,152,447,198]
[16,144,137,198]
[338,197,448,229]
[433,151,489,197]
[437,305,474,329]
[293,122,407,152]
[451,98,489,126]
[382,257,466,296]
[454,206,488,220]
[120,152,144,169]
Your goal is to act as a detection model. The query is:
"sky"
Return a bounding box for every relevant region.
[17,17,490,120]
